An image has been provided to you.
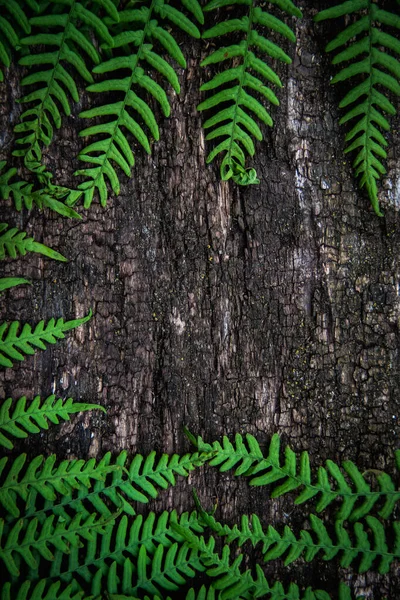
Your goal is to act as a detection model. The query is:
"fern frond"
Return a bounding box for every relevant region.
[89,544,205,597]
[0,451,119,519]
[198,0,301,184]
[0,512,110,577]
[174,527,333,600]
[0,161,81,219]
[0,395,105,450]
[195,506,400,575]
[53,510,204,589]
[0,277,30,293]
[315,0,400,215]
[13,0,118,176]
[0,0,35,83]
[0,310,92,368]
[190,432,400,521]
[0,580,87,600]
[74,0,202,208]
[0,223,66,262]
[10,450,209,526]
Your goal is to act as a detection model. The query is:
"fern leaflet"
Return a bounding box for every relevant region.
[0,395,105,450]
[0,162,81,219]
[189,431,400,521]
[0,277,30,293]
[13,0,118,179]
[198,0,301,184]
[74,0,202,208]
[0,310,92,368]
[0,222,66,262]
[315,0,400,216]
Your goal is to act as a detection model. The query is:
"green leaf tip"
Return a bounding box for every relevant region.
[0,277,30,293]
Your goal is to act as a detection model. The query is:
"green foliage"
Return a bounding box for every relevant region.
[0,310,92,368]
[0,395,105,450]
[193,502,399,575]
[315,0,400,216]
[2,427,397,598]
[190,430,400,521]
[0,0,36,83]
[198,0,301,184]
[0,277,30,293]
[0,161,81,219]
[74,0,203,207]
[0,223,66,262]
[14,0,119,179]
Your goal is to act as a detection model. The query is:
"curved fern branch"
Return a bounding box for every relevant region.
[0,395,105,450]
[173,526,335,600]
[188,431,400,521]
[73,0,202,208]
[198,0,301,184]
[0,309,92,368]
[0,161,81,219]
[13,0,118,180]
[315,0,400,216]
[0,223,66,262]
[195,503,400,575]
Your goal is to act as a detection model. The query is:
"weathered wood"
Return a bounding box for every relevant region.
[1,2,400,597]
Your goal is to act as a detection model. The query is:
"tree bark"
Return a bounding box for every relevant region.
[1,2,400,597]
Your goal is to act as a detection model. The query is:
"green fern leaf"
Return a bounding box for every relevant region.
[0,0,34,83]
[0,451,120,519]
[0,277,30,293]
[0,395,105,450]
[0,310,91,368]
[90,544,205,597]
[196,499,400,575]
[0,580,87,600]
[315,0,400,215]
[74,0,202,208]
[191,431,400,521]
[0,512,110,577]
[13,0,118,177]
[54,510,203,590]
[198,0,301,183]
[0,223,66,262]
[8,449,209,533]
[0,161,81,219]
[175,527,332,599]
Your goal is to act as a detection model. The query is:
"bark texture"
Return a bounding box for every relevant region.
[1,1,400,597]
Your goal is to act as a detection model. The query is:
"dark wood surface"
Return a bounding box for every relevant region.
[1,2,400,597]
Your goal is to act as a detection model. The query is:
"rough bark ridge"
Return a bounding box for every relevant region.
[1,1,400,597]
